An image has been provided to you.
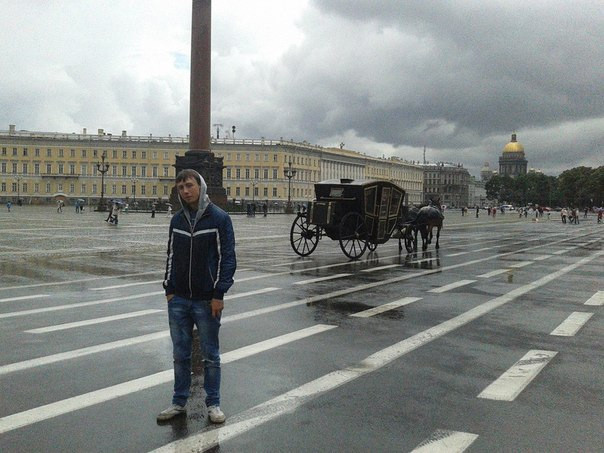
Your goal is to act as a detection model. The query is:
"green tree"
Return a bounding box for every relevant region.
[558,167,593,207]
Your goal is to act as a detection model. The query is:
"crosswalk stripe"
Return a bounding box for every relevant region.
[225,287,279,299]
[533,255,552,261]
[477,350,558,401]
[0,331,170,376]
[0,291,164,319]
[25,309,164,334]
[411,429,479,452]
[91,280,162,290]
[428,280,476,293]
[294,274,351,285]
[149,248,604,452]
[0,324,336,435]
[350,297,421,318]
[361,264,400,272]
[0,294,49,304]
[550,312,593,336]
[477,269,508,278]
[508,261,533,268]
[584,291,604,306]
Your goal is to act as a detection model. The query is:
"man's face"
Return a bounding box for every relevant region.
[176,177,201,208]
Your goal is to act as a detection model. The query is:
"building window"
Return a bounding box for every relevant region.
[273,187,277,197]
[263,187,268,197]
[131,166,137,177]
[82,149,87,158]
[123,150,128,159]
[236,187,240,196]
[122,166,127,176]
[121,185,127,195]
[58,183,63,192]
[263,168,269,179]
[132,150,137,159]
[58,164,64,174]
[23,148,28,156]
[70,149,75,157]
[141,151,147,159]
[273,168,278,179]
[81,164,87,176]
[245,187,250,196]
[153,167,158,177]
[81,184,86,193]
[70,164,75,175]
[141,166,146,177]
[93,149,98,157]
[46,148,52,157]
[140,185,146,195]
[236,168,240,179]
[152,185,157,195]
[70,183,75,193]
[113,150,118,159]
[163,167,169,177]
[46,183,51,193]
[236,153,241,161]
[34,163,40,175]
[245,169,250,179]
[112,184,117,194]
[92,184,97,194]
[46,164,52,174]
[13,148,17,156]
[58,149,64,157]
[22,163,28,174]
[1,147,6,156]
[1,162,6,173]
[1,182,5,192]
[163,185,168,195]
[34,183,39,193]
[12,183,17,192]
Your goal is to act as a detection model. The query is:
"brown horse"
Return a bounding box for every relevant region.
[416,200,444,251]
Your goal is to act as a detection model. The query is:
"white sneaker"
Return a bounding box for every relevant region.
[157,404,186,421]
[207,405,226,424]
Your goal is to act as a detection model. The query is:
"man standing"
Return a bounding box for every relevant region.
[158,169,236,424]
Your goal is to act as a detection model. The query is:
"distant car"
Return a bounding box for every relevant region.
[500,204,515,211]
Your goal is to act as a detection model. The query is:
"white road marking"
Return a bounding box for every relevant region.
[0,331,170,376]
[0,291,164,319]
[25,309,164,334]
[508,261,533,268]
[411,429,479,453]
[150,250,603,453]
[0,294,49,304]
[406,258,436,264]
[550,312,593,336]
[0,324,336,435]
[350,297,421,318]
[225,287,279,299]
[477,350,558,401]
[533,255,552,261]
[477,269,508,278]
[475,247,495,252]
[361,264,400,272]
[428,280,476,293]
[0,271,163,292]
[553,249,572,255]
[294,274,351,285]
[447,251,470,257]
[584,291,604,306]
[91,280,162,290]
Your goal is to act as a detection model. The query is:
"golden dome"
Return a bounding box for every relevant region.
[503,133,524,153]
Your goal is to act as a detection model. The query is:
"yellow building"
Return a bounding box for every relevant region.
[1,125,424,207]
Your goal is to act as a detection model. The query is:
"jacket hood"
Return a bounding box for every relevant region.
[178,170,211,225]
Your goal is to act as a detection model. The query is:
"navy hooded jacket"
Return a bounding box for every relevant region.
[163,172,236,300]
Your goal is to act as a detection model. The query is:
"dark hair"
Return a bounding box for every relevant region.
[175,169,201,186]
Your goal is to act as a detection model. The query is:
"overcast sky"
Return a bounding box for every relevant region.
[1,0,602,176]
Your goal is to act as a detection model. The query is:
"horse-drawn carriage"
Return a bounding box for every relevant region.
[289,179,417,259]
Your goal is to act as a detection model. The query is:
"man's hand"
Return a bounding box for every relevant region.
[211,298,224,317]
[166,294,174,302]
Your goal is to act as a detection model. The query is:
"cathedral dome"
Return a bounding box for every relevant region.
[503,133,524,153]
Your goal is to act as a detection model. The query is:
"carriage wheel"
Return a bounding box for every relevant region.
[290,214,320,257]
[338,212,368,260]
[403,226,415,253]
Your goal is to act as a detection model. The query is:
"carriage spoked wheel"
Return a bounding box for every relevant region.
[290,213,320,257]
[338,212,368,260]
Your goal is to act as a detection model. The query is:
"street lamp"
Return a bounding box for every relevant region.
[283,160,297,214]
[16,175,21,204]
[131,177,138,209]
[251,179,258,203]
[95,151,110,211]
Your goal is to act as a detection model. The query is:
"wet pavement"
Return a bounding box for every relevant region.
[0,207,602,452]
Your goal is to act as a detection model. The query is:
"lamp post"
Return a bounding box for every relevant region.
[95,151,110,211]
[131,177,138,209]
[251,179,258,203]
[16,175,21,204]
[283,160,297,214]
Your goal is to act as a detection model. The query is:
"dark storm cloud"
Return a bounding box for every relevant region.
[254,0,603,173]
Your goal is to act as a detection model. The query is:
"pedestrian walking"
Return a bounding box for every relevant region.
[158,169,236,424]
[476,206,479,218]
[6,201,11,212]
[262,202,268,217]
[151,205,156,218]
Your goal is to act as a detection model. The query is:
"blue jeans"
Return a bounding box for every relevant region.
[168,295,221,407]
